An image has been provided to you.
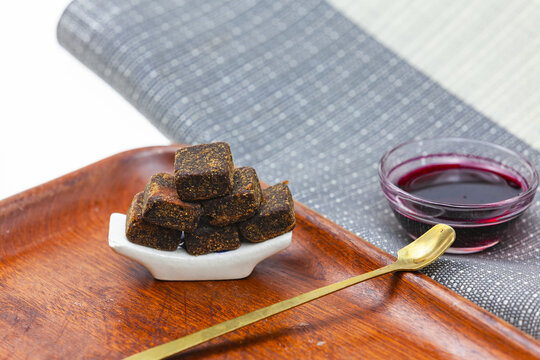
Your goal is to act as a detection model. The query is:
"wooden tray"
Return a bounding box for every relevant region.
[1,145,539,359]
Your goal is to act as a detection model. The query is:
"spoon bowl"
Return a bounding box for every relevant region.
[396,224,456,270]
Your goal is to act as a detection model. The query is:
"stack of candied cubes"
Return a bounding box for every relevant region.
[125,142,296,255]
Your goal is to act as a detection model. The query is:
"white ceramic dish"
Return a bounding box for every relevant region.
[108,213,293,281]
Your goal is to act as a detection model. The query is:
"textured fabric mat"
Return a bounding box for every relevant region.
[58,0,540,338]
[329,0,540,150]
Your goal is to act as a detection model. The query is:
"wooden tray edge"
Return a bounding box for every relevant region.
[1,145,538,353]
[295,201,540,350]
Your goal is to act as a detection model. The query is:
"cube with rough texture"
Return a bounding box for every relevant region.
[142,173,203,231]
[184,217,241,255]
[125,192,182,251]
[174,142,234,201]
[201,167,263,227]
[238,183,296,243]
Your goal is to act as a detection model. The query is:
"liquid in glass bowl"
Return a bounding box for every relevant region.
[379,138,538,254]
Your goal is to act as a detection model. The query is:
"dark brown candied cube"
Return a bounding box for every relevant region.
[238,183,295,243]
[125,192,182,251]
[201,167,263,227]
[174,142,234,201]
[142,173,202,231]
[184,218,241,256]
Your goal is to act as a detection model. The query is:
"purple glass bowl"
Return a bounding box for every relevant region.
[378,138,538,254]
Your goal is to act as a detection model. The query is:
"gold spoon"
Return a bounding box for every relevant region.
[127,224,455,360]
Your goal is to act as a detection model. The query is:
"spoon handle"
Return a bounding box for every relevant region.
[126,262,401,360]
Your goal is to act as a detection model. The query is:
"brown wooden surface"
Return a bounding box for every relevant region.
[1,145,539,360]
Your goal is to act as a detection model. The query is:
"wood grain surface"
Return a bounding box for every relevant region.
[1,145,539,359]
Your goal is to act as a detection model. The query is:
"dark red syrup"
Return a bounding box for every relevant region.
[395,163,525,250]
[398,164,523,204]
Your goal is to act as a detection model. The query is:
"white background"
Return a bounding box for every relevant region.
[0,1,169,201]
[1,1,538,201]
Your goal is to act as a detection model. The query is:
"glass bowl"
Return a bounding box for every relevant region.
[378,138,538,254]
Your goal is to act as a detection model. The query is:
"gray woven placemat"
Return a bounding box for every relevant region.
[58,0,540,338]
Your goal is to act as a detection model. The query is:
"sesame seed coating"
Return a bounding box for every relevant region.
[238,183,296,243]
[142,172,202,231]
[184,217,241,255]
[174,142,234,201]
[125,192,183,251]
[201,167,263,227]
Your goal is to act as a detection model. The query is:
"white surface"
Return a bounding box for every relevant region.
[108,213,293,281]
[0,1,169,201]
[329,0,540,150]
